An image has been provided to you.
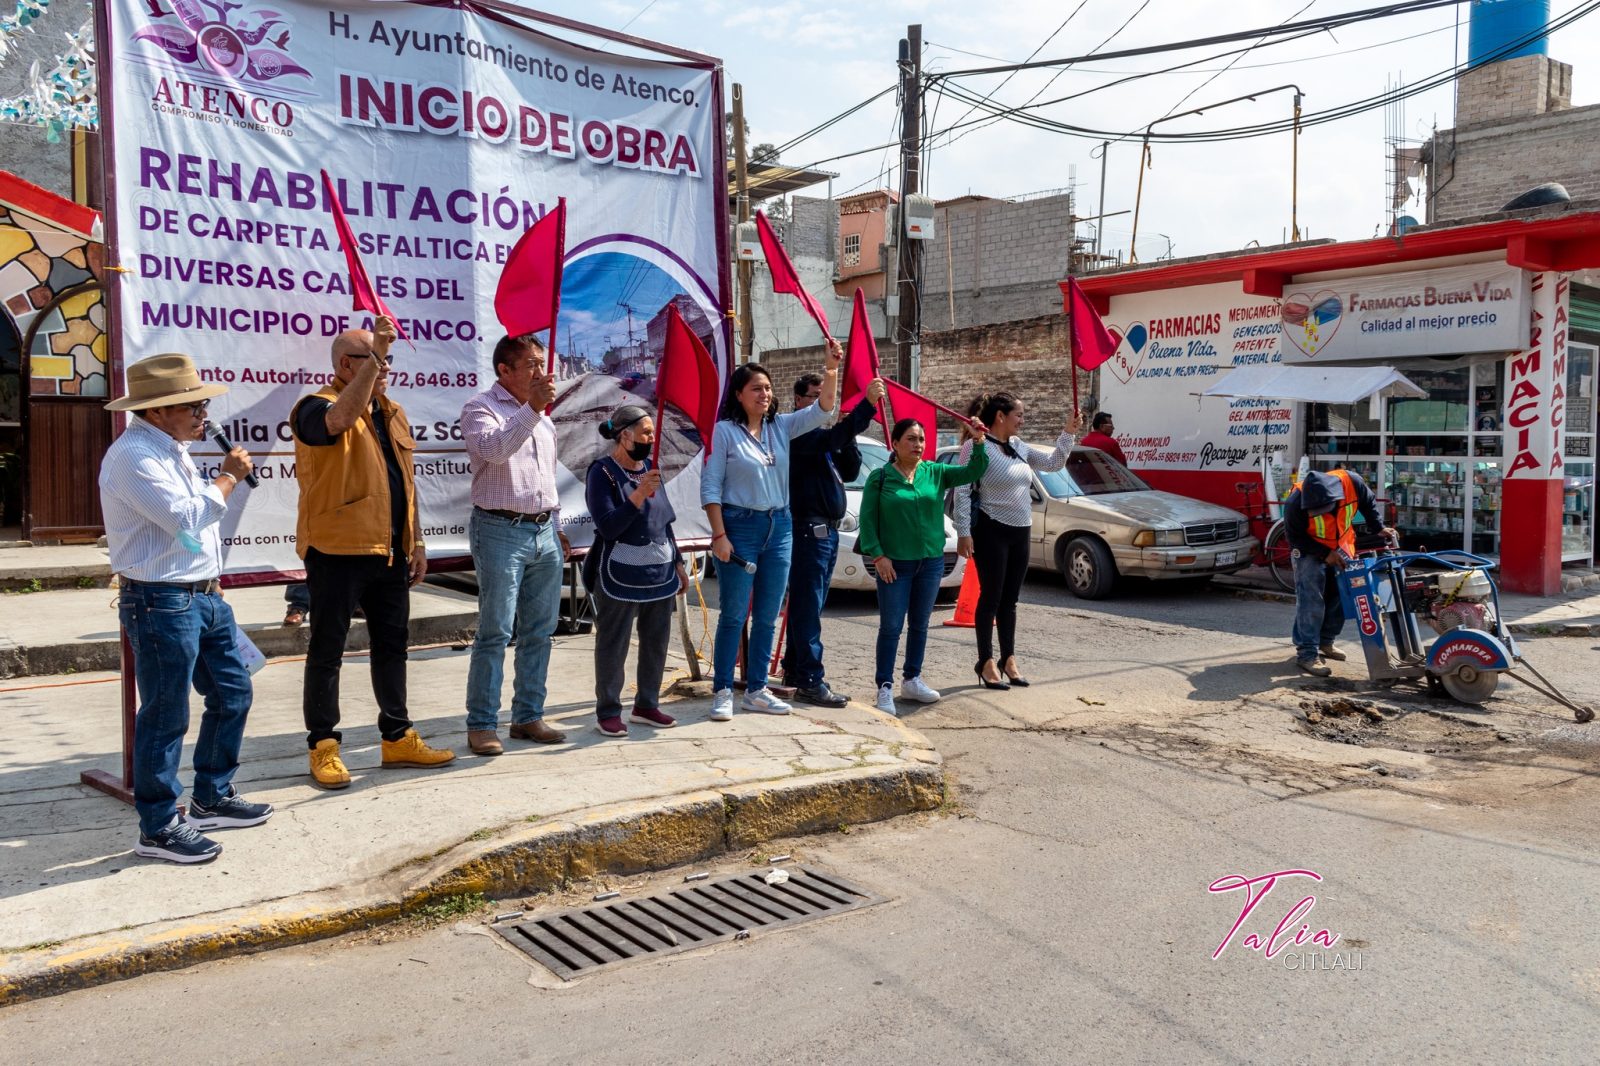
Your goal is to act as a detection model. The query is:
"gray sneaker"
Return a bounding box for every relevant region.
[1297,658,1333,678]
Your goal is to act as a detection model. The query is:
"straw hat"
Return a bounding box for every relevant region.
[105,353,229,412]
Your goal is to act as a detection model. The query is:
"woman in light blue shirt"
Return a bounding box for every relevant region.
[701,343,841,720]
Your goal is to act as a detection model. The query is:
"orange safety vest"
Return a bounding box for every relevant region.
[1306,469,1359,557]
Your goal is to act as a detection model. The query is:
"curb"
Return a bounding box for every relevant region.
[1508,622,1600,638]
[0,760,943,1006]
[0,611,480,680]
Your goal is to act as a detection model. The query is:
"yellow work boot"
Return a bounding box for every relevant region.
[381,728,456,768]
[309,739,351,790]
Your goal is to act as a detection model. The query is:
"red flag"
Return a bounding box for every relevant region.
[496,199,566,341]
[842,288,885,430]
[755,210,830,340]
[882,379,939,460]
[320,169,409,343]
[655,302,721,464]
[1067,276,1117,371]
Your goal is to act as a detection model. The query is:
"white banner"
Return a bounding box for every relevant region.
[103,0,728,577]
[1100,282,1294,474]
[1279,261,1529,364]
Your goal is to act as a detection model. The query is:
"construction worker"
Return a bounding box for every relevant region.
[1283,467,1389,676]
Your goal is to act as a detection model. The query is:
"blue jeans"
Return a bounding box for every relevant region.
[1292,551,1346,661]
[713,506,792,693]
[466,511,563,730]
[119,582,253,837]
[875,557,944,687]
[782,522,838,687]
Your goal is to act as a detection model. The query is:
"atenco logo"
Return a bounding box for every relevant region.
[1355,595,1378,636]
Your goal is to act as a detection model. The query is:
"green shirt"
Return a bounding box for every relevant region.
[858,445,989,561]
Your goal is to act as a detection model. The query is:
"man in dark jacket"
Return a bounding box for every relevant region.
[1284,468,1388,676]
[782,373,885,706]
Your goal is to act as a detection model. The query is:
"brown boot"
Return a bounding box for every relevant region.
[468,729,503,756]
[509,719,566,744]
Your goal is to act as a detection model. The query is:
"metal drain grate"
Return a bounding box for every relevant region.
[493,867,884,980]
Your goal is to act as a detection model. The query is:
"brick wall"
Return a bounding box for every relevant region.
[920,314,1095,438]
[759,315,1097,447]
[1455,55,1572,129]
[922,194,1073,331]
[1429,101,1600,220]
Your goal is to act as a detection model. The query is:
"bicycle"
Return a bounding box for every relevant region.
[1237,480,1293,592]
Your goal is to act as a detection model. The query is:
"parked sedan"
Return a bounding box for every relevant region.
[831,437,967,596]
[935,444,1257,599]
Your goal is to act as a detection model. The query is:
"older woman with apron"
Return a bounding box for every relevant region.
[583,404,688,736]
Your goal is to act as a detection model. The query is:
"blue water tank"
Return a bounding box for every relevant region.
[1468,0,1551,66]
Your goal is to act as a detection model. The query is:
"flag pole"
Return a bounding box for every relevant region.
[1067,269,1081,420]
[545,198,566,414]
[652,394,666,467]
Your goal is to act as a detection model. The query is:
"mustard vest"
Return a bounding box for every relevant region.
[290,382,418,559]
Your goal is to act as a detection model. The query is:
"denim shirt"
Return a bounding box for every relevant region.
[700,402,832,512]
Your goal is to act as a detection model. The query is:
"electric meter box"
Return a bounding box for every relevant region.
[903,194,936,241]
[736,220,763,261]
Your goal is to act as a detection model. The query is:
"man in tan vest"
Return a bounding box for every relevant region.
[291,314,455,788]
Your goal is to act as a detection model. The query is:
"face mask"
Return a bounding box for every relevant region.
[627,441,652,462]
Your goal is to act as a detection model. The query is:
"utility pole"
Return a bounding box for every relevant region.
[732,83,754,363]
[1091,140,1110,260]
[895,24,921,386]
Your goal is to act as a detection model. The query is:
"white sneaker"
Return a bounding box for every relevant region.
[740,688,792,715]
[876,683,898,716]
[900,676,941,704]
[710,689,735,721]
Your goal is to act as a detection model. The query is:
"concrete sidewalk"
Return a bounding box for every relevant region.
[0,577,482,678]
[0,633,941,1004]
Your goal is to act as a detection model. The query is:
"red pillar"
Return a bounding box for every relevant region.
[1500,271,1568,595]
[1500,480,1562,593]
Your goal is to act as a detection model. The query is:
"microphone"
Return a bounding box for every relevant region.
[725,551,757,574]
[204,420,259,488]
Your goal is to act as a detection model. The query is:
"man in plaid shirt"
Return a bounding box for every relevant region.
[459,334,570,756]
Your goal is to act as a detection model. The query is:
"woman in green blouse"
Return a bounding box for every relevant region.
[858,417,988,716]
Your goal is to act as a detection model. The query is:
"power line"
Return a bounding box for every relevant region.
[936,0,1153,152]
[772,0,1549,180]
[934,0,1095,146]
[927,20,1458,74]
[929,0,1598,144]
[931,0,1467,79]
[765,85,897,159]
[1151,0,1316,123]
[618,0,658,32]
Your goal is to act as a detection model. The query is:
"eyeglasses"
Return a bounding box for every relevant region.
[164,400,210,416]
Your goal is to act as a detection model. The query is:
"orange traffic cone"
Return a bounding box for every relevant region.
[942,559,980,628]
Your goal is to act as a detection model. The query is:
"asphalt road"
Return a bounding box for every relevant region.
[8,574,1600,1063]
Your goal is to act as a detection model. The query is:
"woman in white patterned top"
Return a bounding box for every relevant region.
[953,393,1082,688]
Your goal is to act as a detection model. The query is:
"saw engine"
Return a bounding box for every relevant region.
[1401,568,1498,636]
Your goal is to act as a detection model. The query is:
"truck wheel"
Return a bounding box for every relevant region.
[1061,536,1117,600]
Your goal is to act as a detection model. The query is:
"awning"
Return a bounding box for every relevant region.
[1199,364,1425,404]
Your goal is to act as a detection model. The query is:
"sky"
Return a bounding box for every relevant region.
[523,0,1600,263]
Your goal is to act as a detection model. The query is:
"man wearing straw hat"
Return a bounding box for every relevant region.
[100,353,272,864]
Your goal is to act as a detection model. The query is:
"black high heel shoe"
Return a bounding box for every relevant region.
[974,661,1011,691]
[1003,660,1031,687]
